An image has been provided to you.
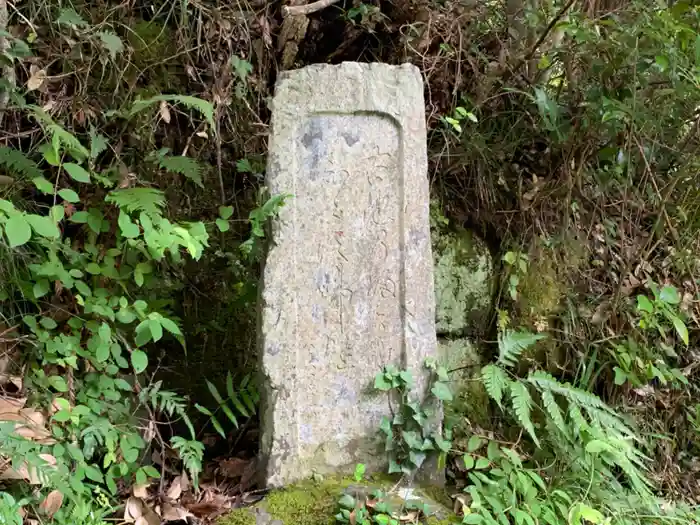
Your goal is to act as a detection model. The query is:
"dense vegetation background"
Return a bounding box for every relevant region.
[0,0,699,524]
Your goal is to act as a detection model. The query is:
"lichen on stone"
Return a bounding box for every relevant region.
[431,205,494,337]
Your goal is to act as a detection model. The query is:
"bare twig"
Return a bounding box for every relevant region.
[283,0,341,17]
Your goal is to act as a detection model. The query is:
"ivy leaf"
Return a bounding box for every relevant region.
[431,381,453,402]
[374,373,392,391]
[4,215,32,247]
[58,188,80,203]
[219,206,233,220]
[63,163,91,183]
[131,350,148,373]
[215,218,230,232]
[26,214,59,239]
[97,31,124,59]
[48,376,68,392]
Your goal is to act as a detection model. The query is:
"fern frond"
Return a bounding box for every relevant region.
[171,436,204,487]
[481,364,509,410]
[128,95,215,131]
[498,330,546,368]
[568,404,589,435]
[0,147,42,179]
[541,390,569,438]
[159,155,204,188]
[527,370,611,413]
[105,188,166,215]
[509,380,540,447]
[29,106,89,159]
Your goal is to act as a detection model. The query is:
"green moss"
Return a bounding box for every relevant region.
[218,477,458,525]
[218,477,354,525]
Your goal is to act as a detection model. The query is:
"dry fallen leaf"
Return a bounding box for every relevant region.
[27,68,47,91]
[161,502,194,522]
[159,101,171,124]
[133,484,150,499]
[39,490,64,517]
[166,475,183,501]
[218,457,250,479]
[125,497,145,522]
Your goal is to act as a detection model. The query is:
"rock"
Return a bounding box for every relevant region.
[433,226,494,337]
[259,62,440,487]
[438,338,480,376]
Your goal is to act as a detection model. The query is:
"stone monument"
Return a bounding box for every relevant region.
[259,62,437,487]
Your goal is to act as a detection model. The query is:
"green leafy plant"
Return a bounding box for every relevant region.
[502,251,529,301]
[239,190,292,258]
[636,283,688,346]
[375,360,452,475]
[197,373,259,438]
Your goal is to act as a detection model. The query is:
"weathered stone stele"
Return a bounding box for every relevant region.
[259,62,438,487]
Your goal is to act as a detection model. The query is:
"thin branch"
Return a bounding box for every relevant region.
[283,0,342,17]
[510,0,576,76]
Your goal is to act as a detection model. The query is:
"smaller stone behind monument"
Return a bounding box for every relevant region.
[259,63,438,487]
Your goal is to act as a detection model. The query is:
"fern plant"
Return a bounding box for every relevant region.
[480,329,653,504]
[196,372,259,438]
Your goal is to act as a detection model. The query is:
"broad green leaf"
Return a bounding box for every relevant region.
[64,162,91,183]
[70,211,89,223]
[33,176,54,194]
[160,317,182,336]
[672,316,689,345]
[660,286,680,305]
[96,343,110,363]
[463,454,475,470]
[131,349,148,373]
[467,435,484,453]
[50,205,64,222]
[148,318,163,342]
[215,218,230,232]
[58,188,80,203]
[475,458,490,470]
[636,295,653,313]
[33,279,50,298]
[4,215,31,247]
[52,410,71,422]
[338,494,355,510]
[26,214,59,238]
[142,465,160,478]
[431,381,453,402]
[374,373,392,391]
[219,206,233,220]
[48,375,68,392]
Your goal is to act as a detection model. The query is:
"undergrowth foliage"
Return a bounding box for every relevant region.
[0,10,287,520]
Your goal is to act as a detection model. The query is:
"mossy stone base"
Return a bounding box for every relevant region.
[217,477,456,525]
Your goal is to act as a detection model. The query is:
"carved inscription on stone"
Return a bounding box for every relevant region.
[298,114,402,453]
[260,63,436,487]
